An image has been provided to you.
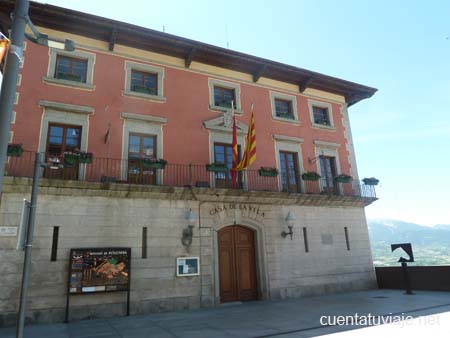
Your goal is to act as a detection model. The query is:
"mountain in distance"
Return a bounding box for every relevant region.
[368,219,450,266]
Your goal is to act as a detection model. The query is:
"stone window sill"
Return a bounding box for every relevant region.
[311,123,336,131]
[209,105,243,115]
[123,90,166,103]
[272,116,300,125]
[42,76,95,90]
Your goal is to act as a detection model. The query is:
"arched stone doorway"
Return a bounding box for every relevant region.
[217,225,258,302]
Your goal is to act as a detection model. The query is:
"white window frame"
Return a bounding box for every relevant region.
[308,99,335,130]
[273,136,304,192]
[270,91,299,124]
[124,61,166,102]
[121,112,167,184]
[43,49,96,90]
[208,78,242,114]
[38,100,94,180]
[313,140,342,177]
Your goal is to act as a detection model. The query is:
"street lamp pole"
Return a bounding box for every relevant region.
[0,0,29,197]
[16,152,42,338]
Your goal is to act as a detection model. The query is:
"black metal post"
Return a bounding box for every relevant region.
[126,247,131,316]
[0,0,29,196]
[16,152,42,338]
[401,262,413,295]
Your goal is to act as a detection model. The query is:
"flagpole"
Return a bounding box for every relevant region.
[231,100,236,189]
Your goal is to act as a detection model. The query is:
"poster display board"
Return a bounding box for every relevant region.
[68,248,131,294]
[176,256,200,276]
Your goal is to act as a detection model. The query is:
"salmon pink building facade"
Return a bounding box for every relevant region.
[0,1,378,326]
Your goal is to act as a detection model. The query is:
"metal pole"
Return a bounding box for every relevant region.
[401,262,413,295]
[0,0,29,196]
[16,152,42,338]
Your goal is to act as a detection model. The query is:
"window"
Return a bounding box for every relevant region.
[270,91,299,122]
[128,133,157,185]
[44,49,95,89]
[214,143,241,188]
[213,86,235,108]
[121,112,166,184]
[130,70,158,95]
[279,151,300,193]
[308,99,334,128]
[124,61,165,101]
[319,155,337,194]
[208,78,241,112]
[45,123,82,180]
[275,98,294,120]
[54,55,87,83]
[313,106,330,126]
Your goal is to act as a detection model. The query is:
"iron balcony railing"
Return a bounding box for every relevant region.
[4,151,376,198]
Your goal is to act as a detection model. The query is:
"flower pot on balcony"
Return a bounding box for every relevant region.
[7,144,23,157]
[63,152,79,167]
[79,152,93,164]
[258,167,278,177]
[301,172,321,181]
[334,174,352,183]
[362,177,379,186]
[142,159,167,169]
[206,163,228,172]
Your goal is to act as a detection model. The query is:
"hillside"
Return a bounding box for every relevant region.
[368,219,450,266]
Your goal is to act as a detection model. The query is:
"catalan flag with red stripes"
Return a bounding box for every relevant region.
[235,110,256,170]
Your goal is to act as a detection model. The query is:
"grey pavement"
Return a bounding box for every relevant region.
[2,289,450,338]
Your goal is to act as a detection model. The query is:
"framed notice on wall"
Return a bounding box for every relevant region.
[68,247,131,294]
[176,256,200,277]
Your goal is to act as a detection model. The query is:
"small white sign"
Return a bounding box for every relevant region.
[0,227,17,237]
[176,256,200,277]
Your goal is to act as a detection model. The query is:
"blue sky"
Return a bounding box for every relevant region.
[35,0,450,225]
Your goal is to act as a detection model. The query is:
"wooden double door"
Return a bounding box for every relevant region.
[218,225,258,302]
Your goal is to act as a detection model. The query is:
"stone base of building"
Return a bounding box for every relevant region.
[0,178,376,327]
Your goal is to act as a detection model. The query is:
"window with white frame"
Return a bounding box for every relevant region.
[121,112,166,184]
[270,91,299,122]
[274,136,304,193]
[208,78,241,112]
[44,49,95,90]
[308,99,334,129]
[124,61,165,101]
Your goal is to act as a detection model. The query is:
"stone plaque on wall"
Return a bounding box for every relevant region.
[321,234,333,245]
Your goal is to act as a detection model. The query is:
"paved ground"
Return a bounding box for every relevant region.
[1,289,450,338]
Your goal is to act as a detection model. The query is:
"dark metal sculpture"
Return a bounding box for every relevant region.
[391,243,414,295]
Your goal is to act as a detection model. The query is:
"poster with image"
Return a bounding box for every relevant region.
[68,248,131,294]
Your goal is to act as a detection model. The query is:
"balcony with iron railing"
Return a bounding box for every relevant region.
[4,151,377,199]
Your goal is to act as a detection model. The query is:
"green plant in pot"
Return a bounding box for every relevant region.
[79,152,93,164]
[334,174,352,183]
[63,152,80,167]
[362,177,379,185]
[7,144,23,157]
[142,158,167,169]
[206,162,228,172]
[258,167,278,177]
[301,171,321,181]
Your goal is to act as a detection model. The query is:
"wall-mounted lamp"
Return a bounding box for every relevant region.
[182,209,196,247]
[308,150,325,164]
[281,211,296,240]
